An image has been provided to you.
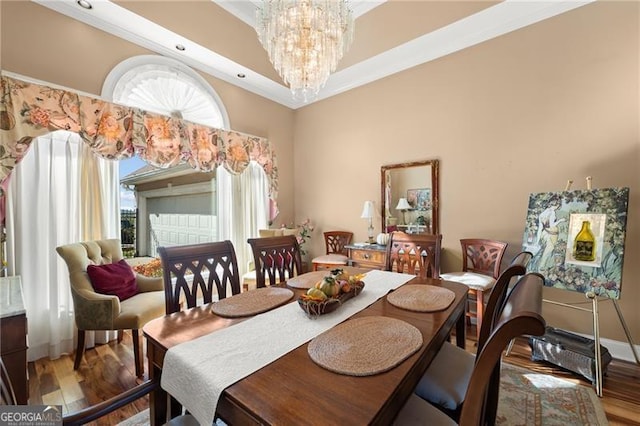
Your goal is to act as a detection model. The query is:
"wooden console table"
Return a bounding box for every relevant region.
[0,276,28,404]
[346,244,387,269]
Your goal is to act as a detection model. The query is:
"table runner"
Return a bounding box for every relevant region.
[160,270,414,425]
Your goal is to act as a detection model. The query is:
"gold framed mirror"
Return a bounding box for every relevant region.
[380,159,439,235]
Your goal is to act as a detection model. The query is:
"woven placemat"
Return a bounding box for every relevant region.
[386,284,455,312]
[286,271,327,289]
[211,287,294,318]
[307,316,423,376]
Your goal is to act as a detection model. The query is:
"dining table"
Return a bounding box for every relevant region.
[143,269,468,425]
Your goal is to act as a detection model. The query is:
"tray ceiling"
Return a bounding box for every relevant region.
[33,0,593,109]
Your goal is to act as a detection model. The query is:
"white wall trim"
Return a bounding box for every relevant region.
[2,70,104,99]
[573,333,640,364]
[138,181,214,199]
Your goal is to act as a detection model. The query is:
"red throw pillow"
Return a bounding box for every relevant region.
[87,259,139,301]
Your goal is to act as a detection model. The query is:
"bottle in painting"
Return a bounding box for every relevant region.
[573,220,596,261]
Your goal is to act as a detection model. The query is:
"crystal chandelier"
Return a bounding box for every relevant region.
[256,0,355,102]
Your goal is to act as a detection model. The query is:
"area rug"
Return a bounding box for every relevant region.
[497,362,609,425]
[118,363,608,426]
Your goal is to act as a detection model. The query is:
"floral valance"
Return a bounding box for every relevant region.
[0,75,279,222]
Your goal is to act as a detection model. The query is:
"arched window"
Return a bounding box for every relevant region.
[102,55,269,277]
[102,55,229,129]
[103,56,230,256]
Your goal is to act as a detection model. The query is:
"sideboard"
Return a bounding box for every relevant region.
[0,275,28,404]
[346,244,387,270]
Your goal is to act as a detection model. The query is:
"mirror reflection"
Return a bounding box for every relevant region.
[381,160,439,235]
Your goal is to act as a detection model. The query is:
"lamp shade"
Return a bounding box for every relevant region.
[360,201,375,219]
[396,198,411,210]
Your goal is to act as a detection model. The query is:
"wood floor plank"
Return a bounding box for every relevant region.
[27,362,43,406]
[41,390,65,408]
[35,358,60,397]
[51,356,85,404]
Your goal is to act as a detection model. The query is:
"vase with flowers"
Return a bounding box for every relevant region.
[282,218,314,257]
[297,218,314,257]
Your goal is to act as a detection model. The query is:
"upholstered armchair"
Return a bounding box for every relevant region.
[56,239,165,377]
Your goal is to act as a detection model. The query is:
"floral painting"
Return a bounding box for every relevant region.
[406,188,431,211]
[522,187,629,299]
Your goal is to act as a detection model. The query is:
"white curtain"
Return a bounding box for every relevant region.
[5,131,120,362]
[217,161,269,276]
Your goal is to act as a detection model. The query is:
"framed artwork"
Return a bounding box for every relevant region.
[564,213,606,268]
[522,187,629,299]
[406,188,431,211]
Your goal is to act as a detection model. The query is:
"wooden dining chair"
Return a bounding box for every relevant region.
[440,238,508,341]
[385,232,442,278]
[413,262,531,421]
[503,251,536,356]
[247,235,303,288]
[158,240,241,315]
[311,231,354,271]
[395,272,546,426]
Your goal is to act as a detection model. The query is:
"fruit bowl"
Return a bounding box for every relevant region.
[298,281,365,317]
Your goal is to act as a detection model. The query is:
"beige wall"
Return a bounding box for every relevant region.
[294,2,639,343]
[0,1,296,226]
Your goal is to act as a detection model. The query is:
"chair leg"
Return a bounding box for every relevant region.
[132,329,143,378]
[505,338,516,356]
[74,329,86,370]
[117,330,124,343]
[476,290,485,341]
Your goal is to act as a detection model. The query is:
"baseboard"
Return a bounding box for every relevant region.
[573,332,640,363]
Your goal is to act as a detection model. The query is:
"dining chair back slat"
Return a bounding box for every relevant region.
[462,239,508,279]
[509,251,533,270]
[475,263,527,354]
[325,231,353,255]
[386,232,442,279]
[159,240,241,315]
[503,251,536,359]
[248,235,303,288]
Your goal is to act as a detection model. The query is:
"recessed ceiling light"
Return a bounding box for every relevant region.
[237,73,246,79]
[175,44,186,51]
[77,0,92,10]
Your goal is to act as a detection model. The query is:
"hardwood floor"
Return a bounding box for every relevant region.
[27,327,640,425]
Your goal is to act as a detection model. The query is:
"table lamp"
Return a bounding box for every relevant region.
[396,197,411,225]
[360,200,375,244]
